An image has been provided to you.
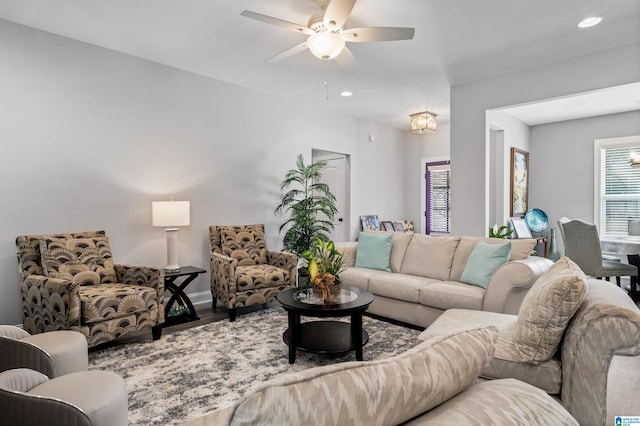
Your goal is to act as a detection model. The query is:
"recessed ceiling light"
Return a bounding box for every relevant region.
[340,91,353,97]
[578,16,603,28]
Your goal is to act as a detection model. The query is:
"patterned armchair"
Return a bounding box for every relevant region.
[16,231,164,348]
[209,224,297,321]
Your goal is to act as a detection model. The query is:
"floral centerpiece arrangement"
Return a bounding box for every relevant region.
[301,238,347,304]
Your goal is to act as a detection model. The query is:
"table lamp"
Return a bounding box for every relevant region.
[152,200,190,272]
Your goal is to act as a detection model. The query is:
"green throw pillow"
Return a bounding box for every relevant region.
[355,232,392,272]
[460,241,512,288]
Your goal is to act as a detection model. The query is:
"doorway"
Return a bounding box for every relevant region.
[312,150,351,242]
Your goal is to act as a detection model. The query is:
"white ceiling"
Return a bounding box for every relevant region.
[1,0,639,130]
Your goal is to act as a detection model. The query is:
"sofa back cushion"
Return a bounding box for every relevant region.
[514,256,587,363]
[219,225,268,266]
[363,230,413,272]
[40,236,117,285]
[450,237,536,281]
[228,324,498,426]
[399,235,460,281]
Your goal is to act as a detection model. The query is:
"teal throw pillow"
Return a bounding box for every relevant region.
[460,241,512,288]
[355,232,392,272]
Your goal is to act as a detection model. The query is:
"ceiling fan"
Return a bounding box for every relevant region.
[240,0,415,66]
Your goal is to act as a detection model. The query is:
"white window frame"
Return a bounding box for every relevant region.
[594,135,640,235]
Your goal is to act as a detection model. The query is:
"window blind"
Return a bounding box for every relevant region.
[600,146,640,234]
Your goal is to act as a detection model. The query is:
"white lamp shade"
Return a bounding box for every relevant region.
[152,201,190,227]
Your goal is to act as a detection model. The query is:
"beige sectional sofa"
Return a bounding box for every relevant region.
[418,259,640,425]
[338,232,553,328]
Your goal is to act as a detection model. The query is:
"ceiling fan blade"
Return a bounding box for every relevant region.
[323,0,356,29]
[341,27,415,42]
[266,42,309,62]
[241,10,313,35]
[334,46,358,69]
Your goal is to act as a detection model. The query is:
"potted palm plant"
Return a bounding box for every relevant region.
[275,154,338,287]
[274,154,338,256]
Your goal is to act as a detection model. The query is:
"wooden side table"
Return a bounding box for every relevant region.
[164,266,206,326]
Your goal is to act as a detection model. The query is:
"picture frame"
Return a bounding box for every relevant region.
[511,217,532,239]
[393,221,405,232]
[510,148,529,217]
[360,215,381,231]
[382,221,395,232]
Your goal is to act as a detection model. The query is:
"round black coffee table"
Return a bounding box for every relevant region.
[276,286,374,364]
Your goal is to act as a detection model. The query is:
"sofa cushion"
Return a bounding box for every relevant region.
[79,283,158,324]
[460,241,511,288]
[229,324,498,426]
[400,235,460,281]
[514,256,587,363]
[337,267,381,291]
[364,230,413,272]
[418,309,562,394]
[418,281,485,311]
[368,273,438,303]
[220,225,268,266]
[40,237,117,285]
[235,264,291,292]
[450,237,536,281]
[405,379,577,425]
[355,232,392,271]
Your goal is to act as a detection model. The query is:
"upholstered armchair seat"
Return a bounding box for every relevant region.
[17,231,164,348]
[209,225,297,321]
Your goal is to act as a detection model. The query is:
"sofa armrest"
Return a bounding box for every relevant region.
[267,250,298,286]
[210,252,238,304]
[0,337,55,378]
[114,264,164,321]
[561,280,640,425]
[483,257,553,314]
[20,275,81,334]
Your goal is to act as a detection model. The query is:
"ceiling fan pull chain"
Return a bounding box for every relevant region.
[325,79,329,102]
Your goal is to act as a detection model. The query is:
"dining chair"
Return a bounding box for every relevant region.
[557,218,637,287]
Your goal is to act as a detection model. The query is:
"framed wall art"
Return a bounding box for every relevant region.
[510,148,529,217]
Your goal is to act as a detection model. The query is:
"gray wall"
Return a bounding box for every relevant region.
[0,20,414,324]
[450,43,640,236]
[530,110,640,252]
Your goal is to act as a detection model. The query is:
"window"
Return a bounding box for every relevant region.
[595,136,640,235]
[425,161,451,234]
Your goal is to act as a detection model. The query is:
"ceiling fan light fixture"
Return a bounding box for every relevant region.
[307,31,345,60]
[410,111,437,134]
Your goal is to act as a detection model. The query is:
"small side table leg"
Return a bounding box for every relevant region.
[288,311,299,364]
[352,313,364,361]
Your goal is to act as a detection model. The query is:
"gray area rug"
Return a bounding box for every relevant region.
[89,306,421,425]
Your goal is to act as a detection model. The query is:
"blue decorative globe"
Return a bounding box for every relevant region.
[524,208,548,233]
